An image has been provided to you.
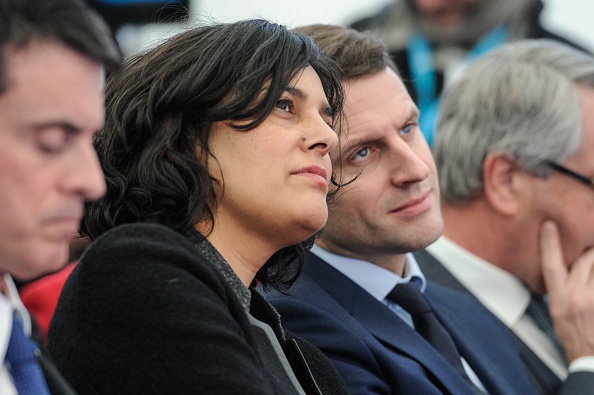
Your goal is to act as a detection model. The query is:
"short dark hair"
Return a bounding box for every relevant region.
[0,0,121,93]
[81,19,344,290]
[293,24,397,79]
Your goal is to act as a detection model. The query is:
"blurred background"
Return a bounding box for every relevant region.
[88,0,593,57]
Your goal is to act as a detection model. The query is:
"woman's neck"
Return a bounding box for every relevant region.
[197,222,276,287]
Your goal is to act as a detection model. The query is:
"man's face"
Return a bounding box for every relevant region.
[526,86,594,293]
[0,41,106,280]
[317,68,443,271]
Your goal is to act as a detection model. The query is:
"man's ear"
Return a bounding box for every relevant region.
[482,152,521,217]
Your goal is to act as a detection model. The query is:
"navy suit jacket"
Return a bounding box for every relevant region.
[414,248,594,395]
[265,253,537,395]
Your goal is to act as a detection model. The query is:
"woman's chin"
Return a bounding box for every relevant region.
[297,212,328,240]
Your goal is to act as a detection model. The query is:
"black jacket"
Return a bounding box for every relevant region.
[47,223,348,395]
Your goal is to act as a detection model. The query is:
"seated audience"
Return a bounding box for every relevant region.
[47,19,349,395]
[0,0,119,393]
[416,39,594,394]
[265,24,538,395]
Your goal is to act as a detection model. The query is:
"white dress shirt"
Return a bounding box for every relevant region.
[1,273,34,395]
[311,245,487,392]
[428,236,594,378]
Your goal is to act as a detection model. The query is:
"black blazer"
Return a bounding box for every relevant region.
[47,223,347,395]
[414,248,594,395]
[37,347,77,395]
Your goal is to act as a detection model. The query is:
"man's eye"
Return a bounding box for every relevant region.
[400,124,413,136]
[399,123,418,137]
[37,129,68,154]
[352,147,370,162]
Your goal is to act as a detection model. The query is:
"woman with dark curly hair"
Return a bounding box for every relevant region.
[46,19,348,394]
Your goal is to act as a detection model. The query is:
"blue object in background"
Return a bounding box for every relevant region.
[407,26,509,146]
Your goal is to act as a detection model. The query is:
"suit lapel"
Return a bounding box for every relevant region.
[417,249,554,394]
[304,254,476,395]
[414,249,468,293]
[511,325,562,393]
[428,284,536,395]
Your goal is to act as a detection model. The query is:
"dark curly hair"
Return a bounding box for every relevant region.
[81,19,345,290]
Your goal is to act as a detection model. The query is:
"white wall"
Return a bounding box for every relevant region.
[540,0,594,52]
[117,0,594,55]
[194,0,389,27]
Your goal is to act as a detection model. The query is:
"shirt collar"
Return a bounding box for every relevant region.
[311,244,427,302]
[1,274,32,360]
[426,236,530,326]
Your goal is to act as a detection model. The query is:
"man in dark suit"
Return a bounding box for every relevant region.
[0,0,119,393]
[415,39,594,394]
[265,24,540,394]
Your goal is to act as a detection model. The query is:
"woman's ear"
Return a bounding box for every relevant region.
[482,152,522,217]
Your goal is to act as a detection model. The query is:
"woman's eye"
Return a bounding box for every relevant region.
[276,99,292,113]
[352,147,370,162]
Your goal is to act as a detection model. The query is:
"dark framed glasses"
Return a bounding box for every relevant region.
[542,160,594,188]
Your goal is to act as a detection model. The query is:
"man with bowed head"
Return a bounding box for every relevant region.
[0,0,119,393]
[416,39,594,394]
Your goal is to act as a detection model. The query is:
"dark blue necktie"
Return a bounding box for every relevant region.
[388,281,470,379]
[5,313,51,395]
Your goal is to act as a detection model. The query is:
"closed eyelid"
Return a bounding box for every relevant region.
[34,121,83,136]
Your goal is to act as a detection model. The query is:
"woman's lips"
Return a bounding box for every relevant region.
[292,165,328,189]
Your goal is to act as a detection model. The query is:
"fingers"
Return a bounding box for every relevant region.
[567,248,594,288]
[539,220,567,294]
[539,220,594,361]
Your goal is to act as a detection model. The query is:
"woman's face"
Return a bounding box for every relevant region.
[207,66,338,250]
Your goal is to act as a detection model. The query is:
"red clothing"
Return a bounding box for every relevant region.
[19,262,76,342]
